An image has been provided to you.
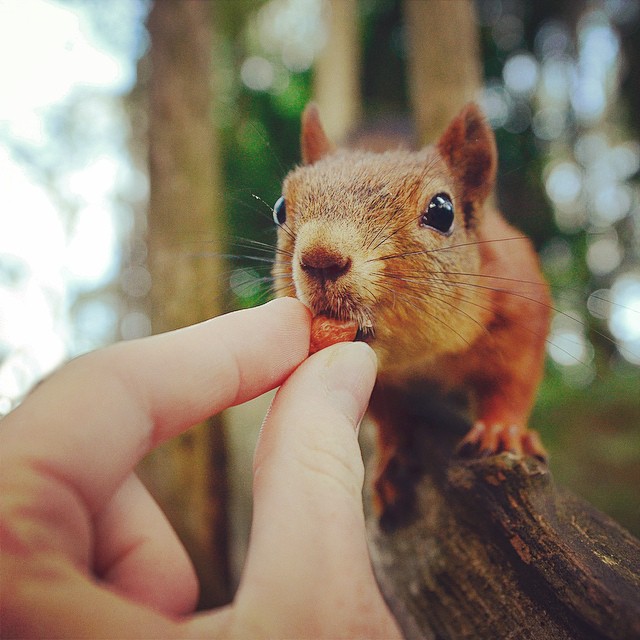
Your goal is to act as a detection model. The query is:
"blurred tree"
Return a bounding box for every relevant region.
[403,0,483,144]
[313,0,361,142]
[138,0,230,608]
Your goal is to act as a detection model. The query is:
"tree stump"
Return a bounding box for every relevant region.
[367,412,640,640]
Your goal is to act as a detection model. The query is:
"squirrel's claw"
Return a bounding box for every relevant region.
[456,421,547,462]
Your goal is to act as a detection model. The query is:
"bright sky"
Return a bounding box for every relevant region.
[0,0,143,414]
[2,3,122,111]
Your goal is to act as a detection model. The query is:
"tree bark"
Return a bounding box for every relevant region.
[140,0,230,608]
[367,411,640,640]
[402,0,482,144]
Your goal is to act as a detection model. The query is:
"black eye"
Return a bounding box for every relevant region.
[273,196,286,225]
[420,193,454,235]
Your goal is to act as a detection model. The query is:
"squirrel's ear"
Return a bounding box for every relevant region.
[301,103,335,165]
[437,103,497,209]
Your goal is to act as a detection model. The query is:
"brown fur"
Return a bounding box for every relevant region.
[273,103,551,521]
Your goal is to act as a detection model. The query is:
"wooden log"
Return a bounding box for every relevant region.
[367,412,640,640]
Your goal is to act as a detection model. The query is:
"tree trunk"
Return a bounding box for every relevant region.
[313,0,361,142]
[366,409,640,640]
[140,0,230,608]
[402,0,482,144]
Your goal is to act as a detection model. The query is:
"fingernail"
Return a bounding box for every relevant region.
[321,342,378,429]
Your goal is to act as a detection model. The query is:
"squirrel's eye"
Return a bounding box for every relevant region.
[273,196,287,225]
[420,193,454,235]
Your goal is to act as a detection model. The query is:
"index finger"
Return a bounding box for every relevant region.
[0,298,310,513]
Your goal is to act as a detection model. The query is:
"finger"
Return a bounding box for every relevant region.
[231,342,400,639]
[1,550,181,639]
[93,473,198,616]
[0,297,310,518]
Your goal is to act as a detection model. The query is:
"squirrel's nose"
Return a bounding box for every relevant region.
[300,246,352,282]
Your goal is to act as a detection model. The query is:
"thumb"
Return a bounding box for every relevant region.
[232,342,399,638]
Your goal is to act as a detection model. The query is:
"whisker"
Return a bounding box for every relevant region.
[383,274,492,339]
[372,279,473,349]
[197,252,277,265]
[250,192,275,212]
[252,193,297,242]
[379,271,599,368]
[406,273,639,361]
[369,211,422,253]
[434,269,640,319]
[246,120,290,180]
[229,238,293,259]
[271,281,296,298]
[369,236,530,263]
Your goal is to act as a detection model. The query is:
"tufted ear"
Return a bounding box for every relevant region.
[437,103,497,223]
[301,103,336,165]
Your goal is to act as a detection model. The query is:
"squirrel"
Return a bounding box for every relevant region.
[272,102,551,524]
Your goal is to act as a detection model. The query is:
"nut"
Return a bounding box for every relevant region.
[309,315,359,354]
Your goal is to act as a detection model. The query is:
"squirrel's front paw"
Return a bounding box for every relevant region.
[456,421,547,462]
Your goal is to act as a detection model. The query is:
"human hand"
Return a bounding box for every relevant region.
[0,298,400,639]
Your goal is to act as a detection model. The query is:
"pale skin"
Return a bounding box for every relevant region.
[0,297,401,639]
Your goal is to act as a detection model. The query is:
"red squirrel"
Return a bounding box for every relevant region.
[272,103,551,521]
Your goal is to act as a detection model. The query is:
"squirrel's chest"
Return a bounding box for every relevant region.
[383,348,470,383]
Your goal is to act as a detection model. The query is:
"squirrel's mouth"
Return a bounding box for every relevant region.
[297,282,375,337]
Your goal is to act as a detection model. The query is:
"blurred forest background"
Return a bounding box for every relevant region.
[0,0,639,607]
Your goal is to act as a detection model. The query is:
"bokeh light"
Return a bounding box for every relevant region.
[481,2,639,374]
[609,273,640,364]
